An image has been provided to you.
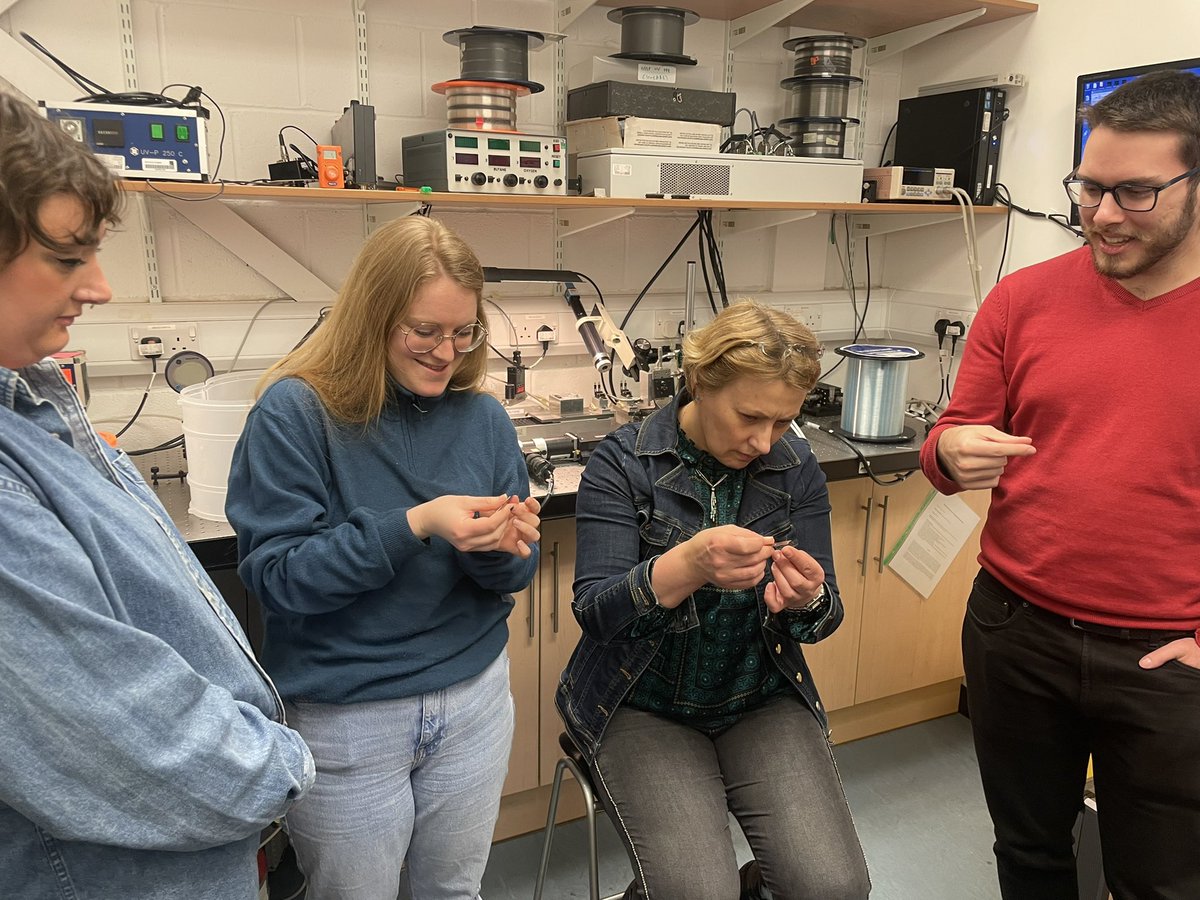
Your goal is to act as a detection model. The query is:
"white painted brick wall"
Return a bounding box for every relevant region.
[2,0,940,440]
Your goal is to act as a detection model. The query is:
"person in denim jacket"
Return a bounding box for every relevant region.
[556,301,870,900]
[0,91,314,899]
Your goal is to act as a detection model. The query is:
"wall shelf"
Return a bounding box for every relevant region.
[122,180,1008,217]
[592,0,1036,37]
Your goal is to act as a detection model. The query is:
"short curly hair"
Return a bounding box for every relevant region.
[1081,69,1200,169]
[682,299,822,397]
[0,91,122,267]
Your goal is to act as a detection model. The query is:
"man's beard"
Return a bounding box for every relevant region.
[1084,189,1197,279]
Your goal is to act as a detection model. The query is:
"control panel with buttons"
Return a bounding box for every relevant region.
[39,100,208,182]
[401,129,567,195]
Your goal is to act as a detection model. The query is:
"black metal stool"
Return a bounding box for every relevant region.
[532,732,624,900]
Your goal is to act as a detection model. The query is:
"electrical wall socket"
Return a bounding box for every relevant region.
[654,309,685,340]
[511,314,557,348]
[783,305,823,332]
[127,322,199,360]
[933,308,974,337]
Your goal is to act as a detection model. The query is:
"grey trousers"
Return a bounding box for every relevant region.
[588,696,871,900]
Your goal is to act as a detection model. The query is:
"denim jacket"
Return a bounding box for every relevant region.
[555,390,844,761]
[0,362,314,900]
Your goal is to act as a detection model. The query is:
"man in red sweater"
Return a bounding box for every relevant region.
[921,69,1200,899]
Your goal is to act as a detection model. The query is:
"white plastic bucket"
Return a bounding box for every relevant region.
[179,371,264,522]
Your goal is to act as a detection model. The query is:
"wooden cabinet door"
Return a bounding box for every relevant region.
[854,475,990,704]
[503,581,540,797]
[801,478,871,711]
[536,519,582,786]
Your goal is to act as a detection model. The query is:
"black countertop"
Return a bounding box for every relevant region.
[158,415,926,544]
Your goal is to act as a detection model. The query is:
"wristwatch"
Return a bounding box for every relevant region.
[800,582,828,613]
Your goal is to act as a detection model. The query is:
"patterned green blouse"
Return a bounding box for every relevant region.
[625,427,790,735]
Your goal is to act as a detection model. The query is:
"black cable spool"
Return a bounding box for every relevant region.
[442,25,545,93]
[607,6,699,66]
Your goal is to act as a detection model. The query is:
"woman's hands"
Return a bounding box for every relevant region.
[763,544,825,614]
[408,494,541,558]
[652,525,825,613]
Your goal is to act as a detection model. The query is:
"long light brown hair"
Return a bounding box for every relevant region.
[261,216,487,425]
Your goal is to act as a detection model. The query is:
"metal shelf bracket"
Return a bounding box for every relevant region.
[162,198,337,303]
[556,206,635,238]
[729,0,818,49]
[720,209,818,235]
[866,9,986,63]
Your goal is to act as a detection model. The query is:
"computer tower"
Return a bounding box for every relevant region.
[331,101,376,188]
[893,87,1006,204]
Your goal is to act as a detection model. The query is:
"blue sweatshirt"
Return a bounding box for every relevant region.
[226,376,538,704]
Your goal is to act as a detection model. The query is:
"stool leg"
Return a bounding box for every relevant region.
[532,759,569,900]
[562,757,602,900]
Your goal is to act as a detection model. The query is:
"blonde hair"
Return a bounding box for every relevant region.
[682,299,821,396]
[261,216,487,425]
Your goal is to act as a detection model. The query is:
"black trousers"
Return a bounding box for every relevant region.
[963,568,1200,900]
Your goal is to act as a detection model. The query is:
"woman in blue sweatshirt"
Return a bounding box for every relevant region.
[226,215,541,900]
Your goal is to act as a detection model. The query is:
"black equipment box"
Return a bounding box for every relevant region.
[893,87,1006,204]
[567,81,736,127]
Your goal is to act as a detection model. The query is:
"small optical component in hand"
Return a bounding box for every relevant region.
[164,350,215,392]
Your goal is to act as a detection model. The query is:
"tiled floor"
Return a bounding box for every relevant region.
[480,713,1001,900]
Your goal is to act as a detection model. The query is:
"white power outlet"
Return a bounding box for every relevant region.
[512,314,557,348]
[933,308,972,338]
[783,305,823,332]
[128,322,200,360]
[654,309,685,340]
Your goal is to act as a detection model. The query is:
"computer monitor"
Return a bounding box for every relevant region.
[1073,56,1200,170]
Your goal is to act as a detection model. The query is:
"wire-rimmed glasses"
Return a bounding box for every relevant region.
[1062,164,1200,212]
[735,340,824,361]
[397,321,487,355]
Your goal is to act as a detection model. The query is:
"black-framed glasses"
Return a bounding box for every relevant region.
[397,321,487,355]
[735,340,824,361]
[1062,164,1200,212]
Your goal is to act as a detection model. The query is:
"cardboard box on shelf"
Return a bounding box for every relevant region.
[566,116,722,155]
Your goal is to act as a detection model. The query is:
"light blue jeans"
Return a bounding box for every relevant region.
[283,651,513,900]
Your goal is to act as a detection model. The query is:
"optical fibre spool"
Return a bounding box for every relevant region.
[779,115,861,158]
[432,80,530,131]
[607,6,699,66]
[782,34,866,77]
[442,25,545,93]
[834,345,924,443]
[780,73,864,119]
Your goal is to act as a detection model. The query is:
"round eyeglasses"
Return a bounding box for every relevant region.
[735,340,824,361]
[397,321,487,355]
[1062,164,1200,213]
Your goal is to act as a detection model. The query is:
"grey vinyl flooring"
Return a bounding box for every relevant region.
[480,713,1001,900]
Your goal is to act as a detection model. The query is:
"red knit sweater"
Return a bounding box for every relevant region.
[921,246,1200,629]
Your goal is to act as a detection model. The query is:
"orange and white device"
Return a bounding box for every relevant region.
[316,144,344,188]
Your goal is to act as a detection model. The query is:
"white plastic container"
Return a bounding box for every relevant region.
[179,371,264,522]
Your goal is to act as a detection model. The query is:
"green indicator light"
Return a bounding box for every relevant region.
[488,138,510,150]
[175,124,190,141]
[519,140,540,152]
[149,123,165,141]
[454,135,479,148]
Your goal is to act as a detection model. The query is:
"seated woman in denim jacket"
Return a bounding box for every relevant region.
[556,301,870,900]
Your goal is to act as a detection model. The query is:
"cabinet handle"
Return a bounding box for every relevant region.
[875,495,890,573]
[550,541,561,634]
[527,572,536,639]
[858,499,874,576]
